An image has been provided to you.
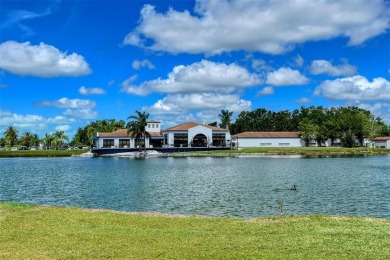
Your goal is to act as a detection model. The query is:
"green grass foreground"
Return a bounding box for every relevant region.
[1,202,389,259]
[0,149,88,157]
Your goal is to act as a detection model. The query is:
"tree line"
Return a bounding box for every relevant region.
[2,106,389,149]
[1,127,69,149]
[228,106,390,147]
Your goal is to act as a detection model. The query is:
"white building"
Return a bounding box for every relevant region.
[94,121,230,149]
[372,137,390,148]
[95,120,163,149]
[231,132,303,148]
[162,122,230,147]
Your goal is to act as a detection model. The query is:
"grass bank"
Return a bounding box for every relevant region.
[1,202,389,259]
[176,147,390,157]
[0,149,88,157]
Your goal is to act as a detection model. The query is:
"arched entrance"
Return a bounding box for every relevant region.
[192,134,207,147]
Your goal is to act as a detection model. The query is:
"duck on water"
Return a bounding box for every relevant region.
[273,184,298,192]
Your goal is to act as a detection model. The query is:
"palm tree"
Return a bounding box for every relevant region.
[52,131,69,149]
[3,126,19,147]
[127,110,149,152]
[43,133,54,149]
[218,109,233,129]
[19,132,33,148]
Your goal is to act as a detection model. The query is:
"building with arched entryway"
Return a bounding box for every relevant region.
[93,121,230,150]
[162,122,230,148]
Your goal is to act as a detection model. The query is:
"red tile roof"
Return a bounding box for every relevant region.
[232,132,300,138]
[372,137,390,141]
[162,122,227,131]
[98,129,162,137]
[98,129,129,137]
[148,120,161,123]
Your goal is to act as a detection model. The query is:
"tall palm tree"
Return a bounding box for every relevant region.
[43,133,54,149]
[3,126,19,147]
[19,132,33,148]
[218,109,233,129]
[52,131,69,149]
[127,110,149,152]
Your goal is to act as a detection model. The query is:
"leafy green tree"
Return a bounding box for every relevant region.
[218,109,233,129]
[52,131,69,149]
[4,126,19,147]
[208,121,218,127]
[71,119,126,146]
[19,132,33,148]
[0,137,6,147]
[43,133,54,149]
[127,111,149,152]
[298,118,317,147]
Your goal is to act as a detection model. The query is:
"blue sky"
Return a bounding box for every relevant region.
[0,0,389,138]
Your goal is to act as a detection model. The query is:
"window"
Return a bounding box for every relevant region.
[278,143,290,146]
[212,133,225,146]
[260,143,272,146]
[103,139,114,148]
[174,133,188,147]
[152,124,155,128]
[119,139,130,148]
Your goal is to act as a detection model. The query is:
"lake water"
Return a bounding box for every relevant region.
[1,155,389,218]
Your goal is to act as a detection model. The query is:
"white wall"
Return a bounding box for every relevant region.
[374,140,390,148]
[232,137,304,148]
[146,122,161,133]
[188,125,213,146]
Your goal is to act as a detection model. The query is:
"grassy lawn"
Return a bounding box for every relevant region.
[0,202,389,259]
[0,149,88,157]
[179,147,390,156]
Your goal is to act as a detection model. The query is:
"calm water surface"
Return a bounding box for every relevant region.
[1,155,389,218]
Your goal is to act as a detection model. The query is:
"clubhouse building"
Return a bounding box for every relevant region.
[93,121,231,152]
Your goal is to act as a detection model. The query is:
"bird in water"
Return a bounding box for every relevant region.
[290,184,297,191]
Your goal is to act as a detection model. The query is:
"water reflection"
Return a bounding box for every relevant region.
[1,155,389,218]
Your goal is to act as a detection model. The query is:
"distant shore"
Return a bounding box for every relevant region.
[2,147,390,158]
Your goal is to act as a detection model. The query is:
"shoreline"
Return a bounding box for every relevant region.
[2,147,390,158]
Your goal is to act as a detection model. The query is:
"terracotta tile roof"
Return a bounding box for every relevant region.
[98,129,130,137]
[373,137,390,141]
[162,122,227,132]
[98,129,162,137]
[149,132,163,137]
[148,120,161,123]
[232,131,301,138]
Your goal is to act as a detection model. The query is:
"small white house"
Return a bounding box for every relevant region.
[372,137,390,148]
[231,132,303,148]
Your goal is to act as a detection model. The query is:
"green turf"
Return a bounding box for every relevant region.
[0,149,88,157]
[0,202,389,259]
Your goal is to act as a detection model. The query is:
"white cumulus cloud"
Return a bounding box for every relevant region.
[310,60,357,76]
[145,93,251,115]
[266,67,309,86]
[132,59,155,70]
[79,86,105,95]
[314,75,390,101]
[62,108,98,119]
[124,0,390,55]
[0,109,76,134]
[55,125,71,132]
[34,97,96,109]
[121,60,261,95]
[0,41,91,77]
[257,86,274,96]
